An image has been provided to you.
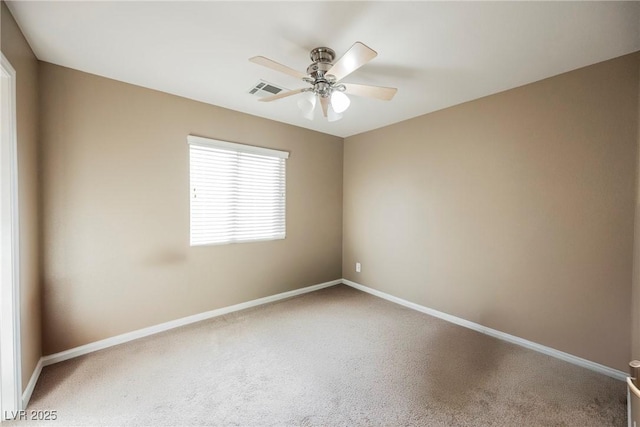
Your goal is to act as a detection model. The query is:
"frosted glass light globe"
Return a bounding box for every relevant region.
[330,91,350,114]
[297,93,316,120]
[328,105,343,122]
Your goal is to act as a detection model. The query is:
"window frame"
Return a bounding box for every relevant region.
[187,135,289,247]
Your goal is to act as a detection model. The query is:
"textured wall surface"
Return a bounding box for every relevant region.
[1,1,43,390]
[344,53,640,371]
[39,63,343,354]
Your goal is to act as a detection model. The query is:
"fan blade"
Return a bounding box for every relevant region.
[320,96,329,117]
[343,83,397,101]
[327,42,377,82]
[258,88,306,102]
[249,56,307,80]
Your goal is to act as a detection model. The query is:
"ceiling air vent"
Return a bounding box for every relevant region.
[248,80,287,97]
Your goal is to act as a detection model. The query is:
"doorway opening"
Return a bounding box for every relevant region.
[1,52,22,420]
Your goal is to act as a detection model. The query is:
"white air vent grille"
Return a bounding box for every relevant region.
[248,80,287,97]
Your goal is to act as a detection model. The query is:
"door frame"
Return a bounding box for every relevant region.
[0,52,23,421]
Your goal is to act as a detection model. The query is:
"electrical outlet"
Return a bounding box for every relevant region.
[356,262,361,273]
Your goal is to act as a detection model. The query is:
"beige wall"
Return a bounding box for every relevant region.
[1,2,42,390]
[38,63,343,355]
[344,53,640,371]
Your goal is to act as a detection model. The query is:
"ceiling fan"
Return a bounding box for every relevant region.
[249,42,397,122]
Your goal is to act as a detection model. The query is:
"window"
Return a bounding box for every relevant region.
[188,135,289,246]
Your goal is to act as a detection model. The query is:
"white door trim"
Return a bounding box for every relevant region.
[0,52,23,421]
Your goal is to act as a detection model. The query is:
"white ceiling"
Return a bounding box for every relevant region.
[6,1,640,138]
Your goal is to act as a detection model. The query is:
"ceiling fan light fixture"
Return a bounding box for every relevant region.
[251,42,396,122]
[297,92,316,120]
[330,91,350,114]
[327,104,343,122]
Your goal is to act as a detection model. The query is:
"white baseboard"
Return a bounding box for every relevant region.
[342,279,627,381]
[41,279,342,367]
[22,357,43,409]
[25,276,625,409]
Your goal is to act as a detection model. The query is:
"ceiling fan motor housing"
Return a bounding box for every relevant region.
[309,47,335,64]
[307,48,335,78]
[307,47,337,97]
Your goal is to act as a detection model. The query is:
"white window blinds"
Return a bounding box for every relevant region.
[188,135,289,246]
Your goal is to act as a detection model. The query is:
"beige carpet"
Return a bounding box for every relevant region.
[11,285,626,426]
